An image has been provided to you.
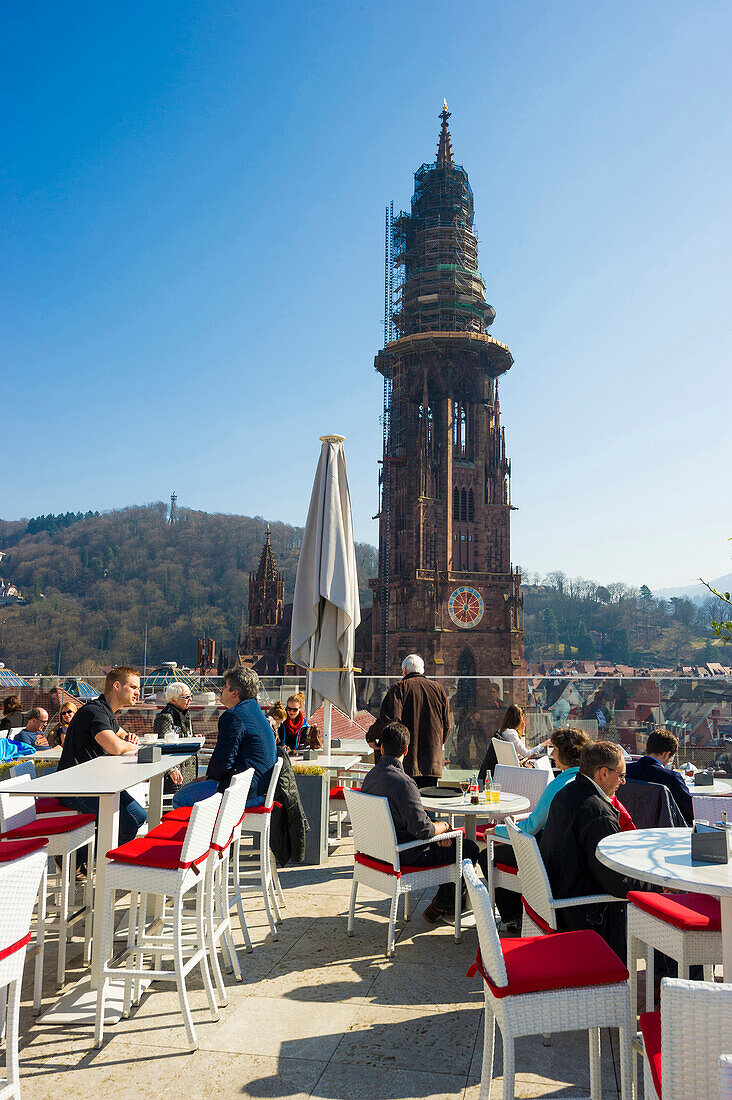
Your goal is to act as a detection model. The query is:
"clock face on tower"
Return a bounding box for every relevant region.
[448,586,485,629]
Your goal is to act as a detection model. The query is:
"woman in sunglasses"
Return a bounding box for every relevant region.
[279,694,310,754]
[47,700,78,748]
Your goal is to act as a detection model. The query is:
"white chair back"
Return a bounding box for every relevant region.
[719,1053,732,1100]
[211,769,254,850]
[661,978,732,1100]
[0,850,47,963]
[262,757,284,810]
[692,795,731,826]
[462,860,508,989]
[533,755,553,773]
[344,789,400,871]
[179,793,222,868]
[492,737,520,768]
[10,761,36,781]
[505,818,558,931]
[0,776,37,832]
[493,764,551,810]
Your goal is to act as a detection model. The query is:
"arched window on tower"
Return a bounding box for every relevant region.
[468,489,475,522]
[453,486,460,521]
[460,488,467,522]
[452,400,467,458]
[418,403,435,451]
[456,648,477,711]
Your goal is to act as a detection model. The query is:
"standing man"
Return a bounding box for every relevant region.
[540,740,646,958]
[626,728,693,825]
[13,707,50,749]
[172,666,277,810]
[368,654,450,788]
[58,666,146,846]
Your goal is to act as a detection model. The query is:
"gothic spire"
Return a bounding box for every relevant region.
[256,524,278,582]
[436,100,453,166]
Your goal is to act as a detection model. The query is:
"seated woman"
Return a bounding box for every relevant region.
[47,700,78,748]
[278,694,310,754]
[153,681,197,793]
[267,701,287,739]
[497,703,551,762]
[0,695,25,734]
[478,726,590,930]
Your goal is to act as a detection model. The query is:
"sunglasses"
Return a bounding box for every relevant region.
[61,710,73,716]
[286,706,299,713]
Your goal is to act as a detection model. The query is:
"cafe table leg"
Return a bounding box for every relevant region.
[90,792,120,990]
[146,773,165,925]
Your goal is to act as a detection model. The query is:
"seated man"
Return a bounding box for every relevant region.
[626,728,693,825]
[540,740,647,959]
[361,720,480,924]
[58,666,146,847]
[13,707,50,749]
[172,666,277,809]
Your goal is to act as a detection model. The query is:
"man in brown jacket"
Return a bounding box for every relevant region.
[368,654,451,788]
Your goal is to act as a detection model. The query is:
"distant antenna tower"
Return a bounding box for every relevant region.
[169,491,178,525]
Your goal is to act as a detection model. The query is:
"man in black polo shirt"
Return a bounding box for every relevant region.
[59,665,147,845]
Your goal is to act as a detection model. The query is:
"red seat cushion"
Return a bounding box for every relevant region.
[354,852,452,878]
[476,825,492,843]
[0,838,49,863]
[242,802,282,815]
[163,807,193,823]
[147,820,187,842]
[106,836,209,871]
[0,813,96,840]
[639,1011,662,1098]
[329,785,361,801]
[469,930,628,999]
[35,797,78,816]
[495,862,519,876]
[628,891,721,932]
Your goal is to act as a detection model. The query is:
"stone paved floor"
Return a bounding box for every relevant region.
[11,840,631,1099]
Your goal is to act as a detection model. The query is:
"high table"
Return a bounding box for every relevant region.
[6,746,199,1025]
[597,827,732,980]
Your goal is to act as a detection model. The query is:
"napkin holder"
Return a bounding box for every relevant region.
[693,772,714,787]
[303,749,318,761]
[137,743,162,764]
[691,822,729,864]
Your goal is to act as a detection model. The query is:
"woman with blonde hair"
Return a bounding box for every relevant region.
[47,699,78,748]
[278,694,309,753]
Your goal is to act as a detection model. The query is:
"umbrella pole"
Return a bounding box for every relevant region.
[305,636,315,719]
[323,700,332,759]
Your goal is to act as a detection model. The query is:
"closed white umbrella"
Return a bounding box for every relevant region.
[290,435,361,757]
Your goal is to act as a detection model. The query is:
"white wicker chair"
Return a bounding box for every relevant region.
[344,787,463,957]
[10,761,80,818]
[463,860,632,1100]
[329,763,371,839]
[504,818,623,936]
[719,1053,732,1100]
[95,792,222,1051]
[476,766,552,909]
[238,757,284,940]
[0,844,48,1100]
[626,887,722,1025]
[0,776,95,987]
[692,794,732,824]
[492,738,521,768]
[639,978,732,1100]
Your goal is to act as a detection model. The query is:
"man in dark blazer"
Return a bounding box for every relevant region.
[540,740,646,958]
[626,728,693,824]
[367,654,451,788]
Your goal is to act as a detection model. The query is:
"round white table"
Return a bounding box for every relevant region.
[597,827,732,980]
[420,792,530,844]
[687,777,732,797]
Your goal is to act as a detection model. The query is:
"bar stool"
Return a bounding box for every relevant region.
[0,842,48,1100]
[10,761,80,817]
[95,792,222,1051]
[0,777,95,987]
[237,758,284,940]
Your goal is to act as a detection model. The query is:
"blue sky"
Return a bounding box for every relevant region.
[4,1,731,589]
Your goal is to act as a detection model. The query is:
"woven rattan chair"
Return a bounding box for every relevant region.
[0,776,95,988]
[692,794,732,825]
[94,792,222,1051]
[639,977,732,1100]
[492,738,521,769]
[463,860,632,1100]
[344,787,463,957]
[0,843,48,1100]
[476,766,552,904]
[504,818,622,936]
[329,763,371,839]
[238,757,284,940]
[10,761,79,817]
[719,1053,732,1100]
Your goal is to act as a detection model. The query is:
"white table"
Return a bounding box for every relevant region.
[420,793,530,844]
[687,777,732,797]
[7,748,197,1025]
[597,827,732,980]
[290,754,361,773]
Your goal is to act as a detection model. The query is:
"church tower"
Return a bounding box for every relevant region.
[241,525,285,668]
[371,104,525,700]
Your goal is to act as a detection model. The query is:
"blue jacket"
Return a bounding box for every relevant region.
[206,698,277,805]
[625,755,693,824]
[493,767,579,840]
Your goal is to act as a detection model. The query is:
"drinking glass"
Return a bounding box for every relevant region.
[490,783,501,804]
[459,779,470,804]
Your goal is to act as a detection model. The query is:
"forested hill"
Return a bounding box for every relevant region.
[0,505,378,673]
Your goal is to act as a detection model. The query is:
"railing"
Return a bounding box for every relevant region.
[3,673,731,775]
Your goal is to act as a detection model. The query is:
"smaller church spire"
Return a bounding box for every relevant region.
[256,524,278,582]
[436,100,453,166]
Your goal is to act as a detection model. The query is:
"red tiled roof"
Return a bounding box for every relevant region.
[308,704,374,740]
